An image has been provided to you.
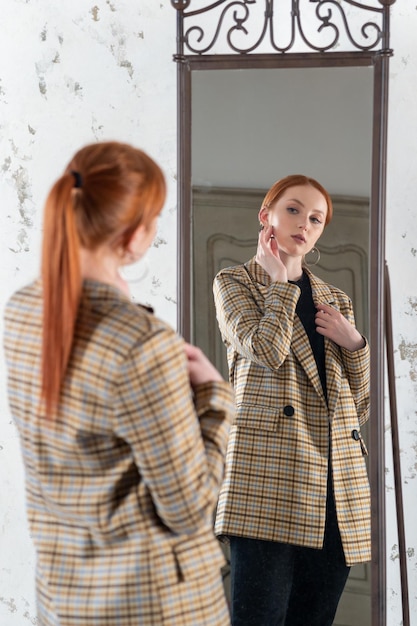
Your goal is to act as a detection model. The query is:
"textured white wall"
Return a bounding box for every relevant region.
[0,1,416,625]
[385,2,417,623]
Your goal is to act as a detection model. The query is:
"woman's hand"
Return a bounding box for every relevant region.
[255,226,287,283]
[315,303,366,351]
[184,343,224,386]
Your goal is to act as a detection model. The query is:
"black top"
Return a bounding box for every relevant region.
[289,271,327,400]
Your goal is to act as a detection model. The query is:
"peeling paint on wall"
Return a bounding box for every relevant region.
[0,596,17,614]
[0,596,38,624]
[90,6,100,21]
[398,339,417,382]
[153,236,167,248]
[406,297,417,314]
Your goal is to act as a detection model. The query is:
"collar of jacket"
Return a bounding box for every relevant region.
[81,279,154,314]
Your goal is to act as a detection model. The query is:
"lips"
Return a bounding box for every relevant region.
[292,234,306,243]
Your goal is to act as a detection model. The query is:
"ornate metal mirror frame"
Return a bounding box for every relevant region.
[171,2,396,624]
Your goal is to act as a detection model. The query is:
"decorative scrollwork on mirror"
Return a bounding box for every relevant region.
[171,2,396,625]
[173,0,392,58]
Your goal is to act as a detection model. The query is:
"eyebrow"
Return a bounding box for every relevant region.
[287,198,326,216]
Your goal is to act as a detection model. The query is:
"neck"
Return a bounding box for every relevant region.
[279,252,304,281]
[79,247,130,297]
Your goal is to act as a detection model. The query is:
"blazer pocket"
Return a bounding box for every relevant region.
[235,404,280,432]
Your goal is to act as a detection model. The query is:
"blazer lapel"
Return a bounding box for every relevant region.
[291,318,328,406]
[307,270,343,418]
[245,256,272,287]
[244,257,274,304]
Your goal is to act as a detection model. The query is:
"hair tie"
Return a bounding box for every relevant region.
[71,170,83,189]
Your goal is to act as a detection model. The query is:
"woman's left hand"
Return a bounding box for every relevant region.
[315,303,365,351]
[184,343,224,386]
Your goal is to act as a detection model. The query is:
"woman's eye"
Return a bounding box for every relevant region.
[287,207,298,214]
[311,217,322,224]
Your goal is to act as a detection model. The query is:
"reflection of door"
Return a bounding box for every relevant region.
[193,186,370,626]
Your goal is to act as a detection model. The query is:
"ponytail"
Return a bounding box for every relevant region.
[41,174,81,418]
[39,141,166,419]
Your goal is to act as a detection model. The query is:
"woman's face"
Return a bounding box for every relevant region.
[259,184,328,258]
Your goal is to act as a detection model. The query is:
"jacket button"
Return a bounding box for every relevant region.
[351,429,360,441]
[283,405,295,417]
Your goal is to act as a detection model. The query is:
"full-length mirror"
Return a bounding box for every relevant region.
[172,2,394,624]
[192,63,372,626]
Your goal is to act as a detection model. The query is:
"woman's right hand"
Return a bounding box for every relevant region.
[184,343,224,387]
[255,225,287,282]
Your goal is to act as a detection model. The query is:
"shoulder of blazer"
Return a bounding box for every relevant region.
[77,281,178,359]
[215,256,271,287]
[244,256,273,286]
[215,259,273,308]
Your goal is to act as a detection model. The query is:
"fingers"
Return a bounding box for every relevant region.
[256,226,287,282]
[315,304,340,324]
[315,307,364,351]
[257,226,277,256]
[183,342,224,384]
[316,303,334,315]
[258,225,273,241]
[315,304,346,339]
[183,342,200,360]
[264,225,275,243]
[315,304,341,337]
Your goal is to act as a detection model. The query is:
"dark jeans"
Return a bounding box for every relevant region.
[229,488,350,626]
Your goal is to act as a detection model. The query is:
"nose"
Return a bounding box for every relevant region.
[299,218,308,231]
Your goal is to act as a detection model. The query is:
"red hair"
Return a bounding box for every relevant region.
[41,141,166,417]
[261,174,333,225]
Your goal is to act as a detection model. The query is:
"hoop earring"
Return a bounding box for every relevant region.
[119,258,150,284]
[304,246,321,267]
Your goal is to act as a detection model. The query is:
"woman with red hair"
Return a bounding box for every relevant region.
[214,175,370,625]
[4,141,233,625]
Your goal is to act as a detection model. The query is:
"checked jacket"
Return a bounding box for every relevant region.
[213,257,371,566]
[4,279,234,626]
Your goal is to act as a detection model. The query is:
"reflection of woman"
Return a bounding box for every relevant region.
[4,142,234,625]
[213,175,370,625]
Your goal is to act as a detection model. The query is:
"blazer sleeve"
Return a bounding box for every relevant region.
[213,267,300,370]
[193,380,235,490]
[114,325,234,535]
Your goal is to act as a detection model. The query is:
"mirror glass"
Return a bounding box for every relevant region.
[191,65,373,625]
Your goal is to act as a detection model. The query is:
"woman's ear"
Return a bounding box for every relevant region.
[258,206,268,227]
[125,224,147,261]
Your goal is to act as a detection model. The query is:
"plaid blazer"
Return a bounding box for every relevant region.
[213,258,371,566]
[4,279,234,626]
